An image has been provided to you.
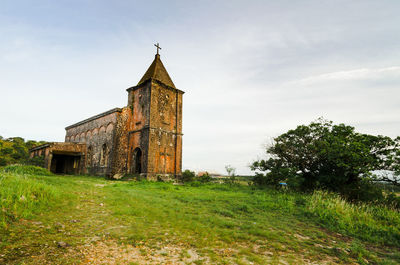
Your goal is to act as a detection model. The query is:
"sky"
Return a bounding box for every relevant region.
[1,0,400,175]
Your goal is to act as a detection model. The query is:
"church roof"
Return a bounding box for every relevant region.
[137,54,176,89]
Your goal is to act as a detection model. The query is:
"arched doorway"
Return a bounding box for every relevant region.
[131,147,142,174]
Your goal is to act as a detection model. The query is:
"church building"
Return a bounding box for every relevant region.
[30,48,184,180]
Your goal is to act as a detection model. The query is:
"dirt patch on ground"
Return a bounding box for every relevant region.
[75,240,346,265]
[77,240,209,264]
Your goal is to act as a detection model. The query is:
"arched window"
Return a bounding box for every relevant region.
[86,131,92,143]
[104,145,109,166]
[87,146,92,166]
[79,132,85,142]
[100,144,107,166]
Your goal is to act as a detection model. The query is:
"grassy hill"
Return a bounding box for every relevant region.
[0,165,399,264]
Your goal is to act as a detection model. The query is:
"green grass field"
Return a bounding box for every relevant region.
[0,165,399,264]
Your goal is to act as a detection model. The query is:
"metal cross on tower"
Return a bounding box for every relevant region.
[154,43,162,55]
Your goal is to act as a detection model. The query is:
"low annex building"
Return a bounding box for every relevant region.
[30,50,184,179]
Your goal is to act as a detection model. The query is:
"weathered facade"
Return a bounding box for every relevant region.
[30,142,86,174]
[30,53,184,179]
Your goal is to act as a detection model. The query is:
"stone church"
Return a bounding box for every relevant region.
[30,50,184,179]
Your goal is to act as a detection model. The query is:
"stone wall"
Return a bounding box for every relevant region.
[64,108,120,176]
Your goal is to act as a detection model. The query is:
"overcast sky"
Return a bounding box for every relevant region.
[1,0,399,175]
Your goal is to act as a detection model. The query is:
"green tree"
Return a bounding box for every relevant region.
[0,136,47,166]
[225,165,237,184]
[251,119,400,199]
[225,165,236,177]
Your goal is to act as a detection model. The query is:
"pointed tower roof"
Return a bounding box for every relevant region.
[137,54,176,89]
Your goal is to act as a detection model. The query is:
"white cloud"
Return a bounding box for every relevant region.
[288,66,400,85]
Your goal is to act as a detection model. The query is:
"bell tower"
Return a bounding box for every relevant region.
[125,46,184,179]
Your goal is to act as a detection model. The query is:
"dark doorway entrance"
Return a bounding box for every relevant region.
[50,153,81,174]
[131,148,142,174]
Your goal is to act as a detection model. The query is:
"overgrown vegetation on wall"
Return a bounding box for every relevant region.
[0,136,46,166]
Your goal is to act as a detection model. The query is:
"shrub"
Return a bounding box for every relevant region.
[189,181,202,187]
[2,164,52,176]
[340,179,384,203]
[26,155,45,167]
[198,172,212,183]
[181,169,196,183]
[385,192,400,209]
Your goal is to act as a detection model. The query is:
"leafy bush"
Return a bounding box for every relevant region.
[198,172,212,183]
[181,169,196,183]
[26,155,45,167]
[340,179,384,203]
[2,164,52,176]
[385,192,400,209]
[189,181,202,187]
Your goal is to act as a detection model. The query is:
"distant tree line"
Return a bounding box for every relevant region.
[251,118,400,206]
[0,136,46,167]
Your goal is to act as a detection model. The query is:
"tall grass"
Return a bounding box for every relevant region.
[2,164,52,176]
[0,165,58,228]
[306,190,400,246]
